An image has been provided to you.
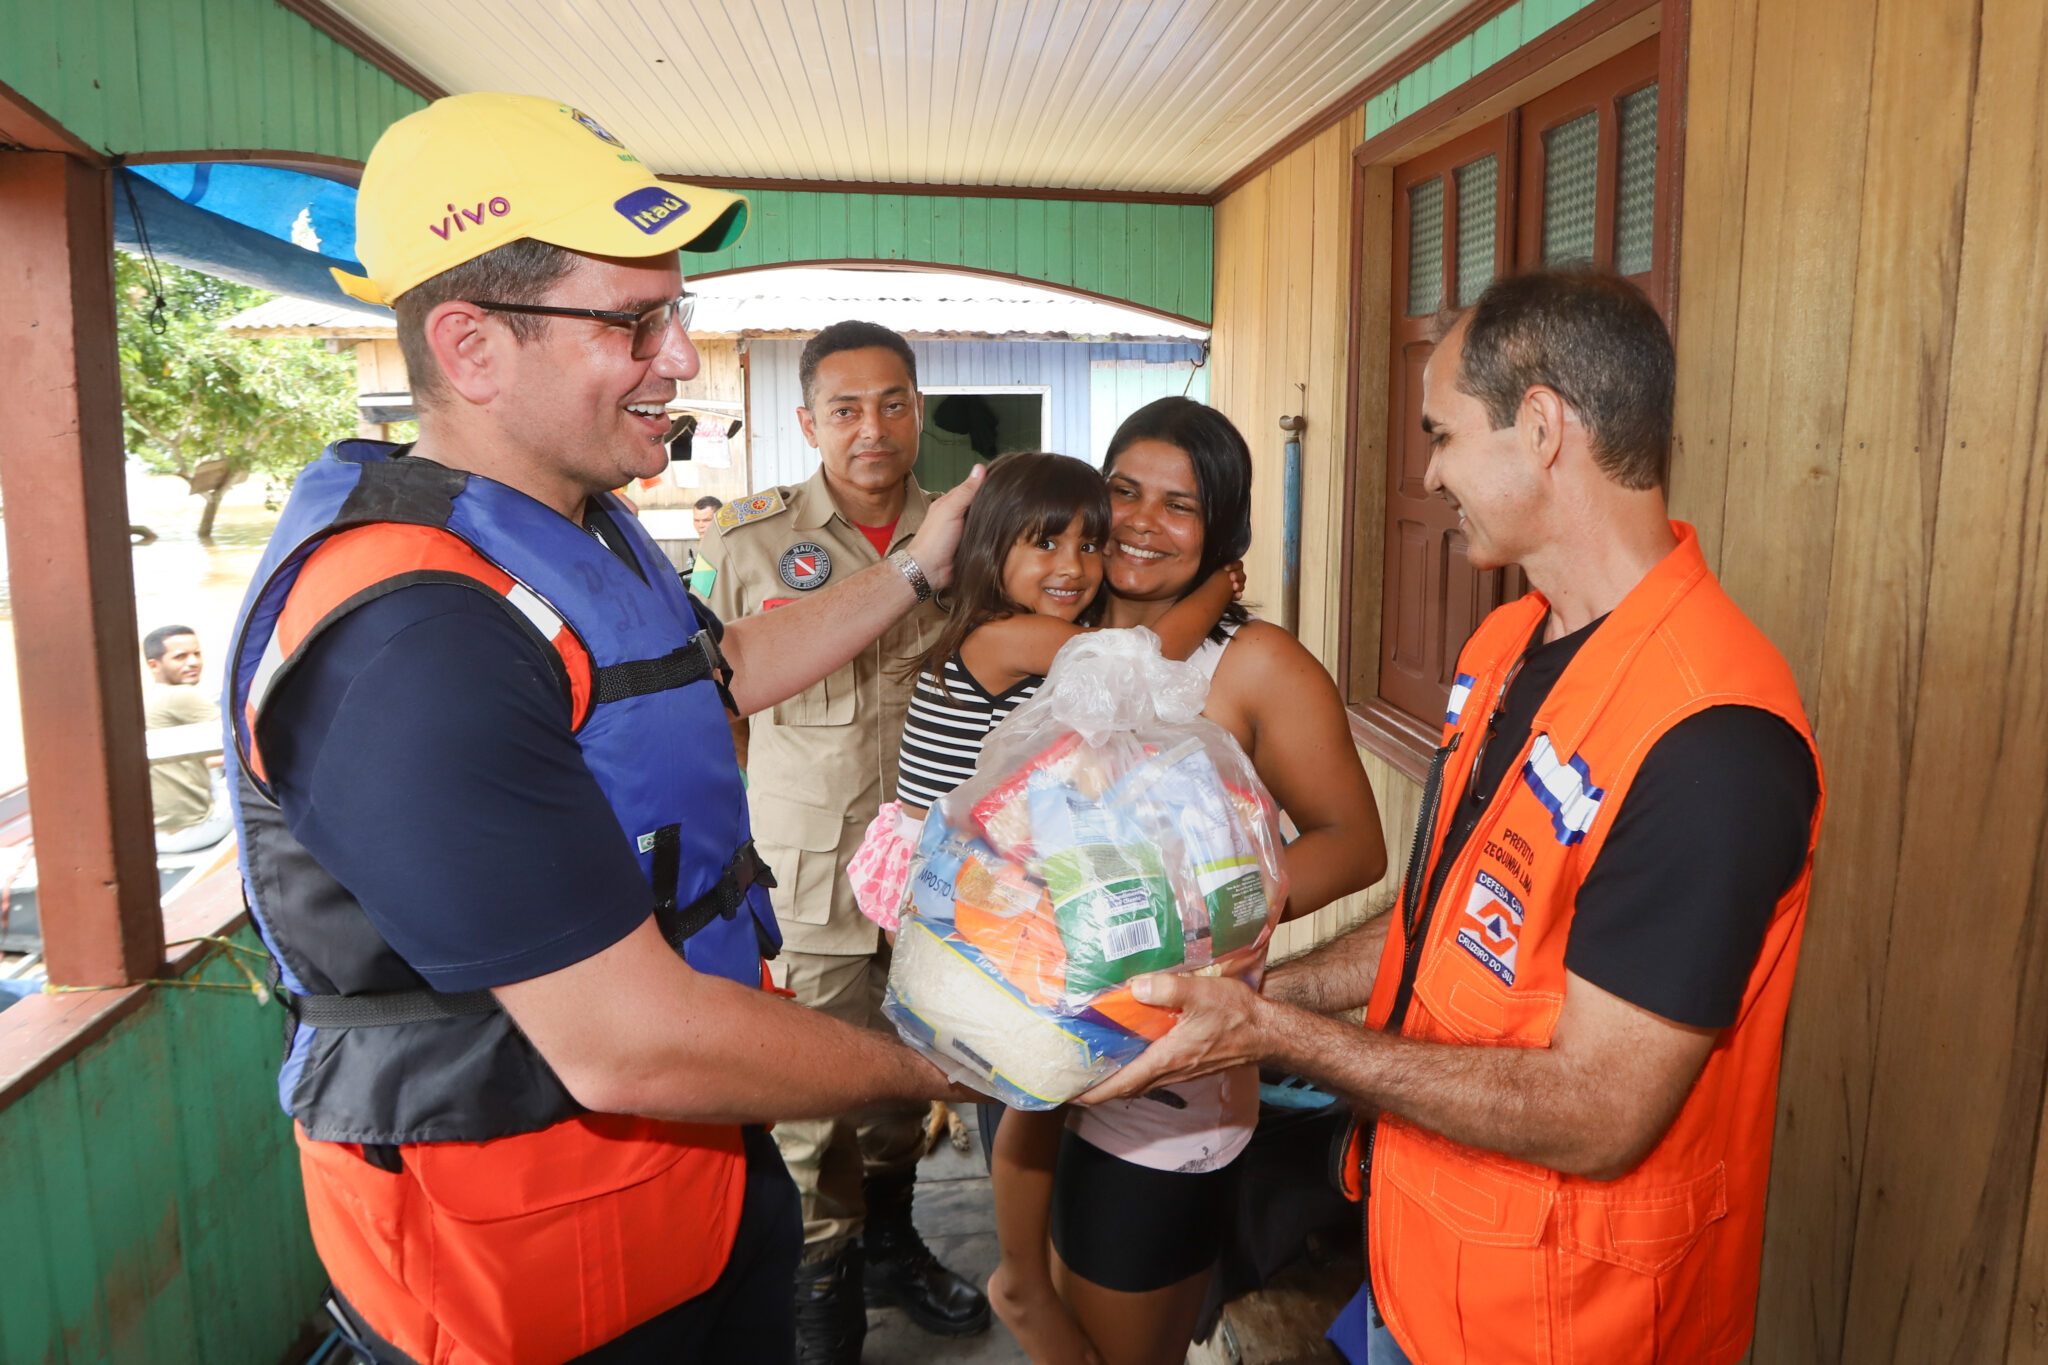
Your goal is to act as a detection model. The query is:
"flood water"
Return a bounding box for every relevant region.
[0,469,278,791]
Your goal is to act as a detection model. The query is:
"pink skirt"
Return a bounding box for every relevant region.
[849,802,922,931]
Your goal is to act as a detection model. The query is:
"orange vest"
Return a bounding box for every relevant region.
[249,522,750,1365]
[1354,524,1823,1365]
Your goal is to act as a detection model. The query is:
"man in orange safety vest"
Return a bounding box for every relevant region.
[1083,267,1823,1365]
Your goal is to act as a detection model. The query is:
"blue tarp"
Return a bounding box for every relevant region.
[112,164,385,316]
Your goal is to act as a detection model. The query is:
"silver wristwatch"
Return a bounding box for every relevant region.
[888,549,933,603]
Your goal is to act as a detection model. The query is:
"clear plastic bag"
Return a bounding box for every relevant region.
[882,628,1289,1109]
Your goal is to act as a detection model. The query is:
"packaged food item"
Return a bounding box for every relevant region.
[1030,778,1184,995]
[952,846,1067,1007]
[968,733,1112,859]
[887,919,1147,1109]
[1111,740,1280,959]
[882,629,1289,1109]
[901,818,981,930]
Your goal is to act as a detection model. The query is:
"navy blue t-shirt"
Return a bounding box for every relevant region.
[257,583,658,992]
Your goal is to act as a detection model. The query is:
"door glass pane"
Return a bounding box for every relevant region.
[1454,156,1497,306]
[1616,84,1659,275]
[1407,176,1445,316]
[1542,111,1599,265]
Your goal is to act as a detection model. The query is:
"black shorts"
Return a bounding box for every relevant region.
[1049,1127,1241,1294]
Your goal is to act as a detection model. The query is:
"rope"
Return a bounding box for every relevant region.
[40,935,274,1004]
[116,167,170,335]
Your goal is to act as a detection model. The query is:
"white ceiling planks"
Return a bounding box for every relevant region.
[325,0,1461,194]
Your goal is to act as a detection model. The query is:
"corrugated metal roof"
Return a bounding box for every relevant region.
[219,296,396,337]
[223,268,1208,343]
[689,269,1207,341]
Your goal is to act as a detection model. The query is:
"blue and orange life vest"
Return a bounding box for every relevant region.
[226,441,782,1364]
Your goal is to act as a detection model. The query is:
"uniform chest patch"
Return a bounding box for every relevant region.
[1456,870,1526,986]
[779,542,832,591]
[1522,733,1606,845]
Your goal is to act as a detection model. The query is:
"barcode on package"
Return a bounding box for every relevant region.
[1101,917,1162,961]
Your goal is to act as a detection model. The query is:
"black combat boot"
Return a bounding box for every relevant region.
[793,1244,865,1365]
[860,1168,992,1337]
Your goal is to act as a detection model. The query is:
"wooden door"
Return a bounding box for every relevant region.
[1378,119,1515,723]
[1373,36,1666,731]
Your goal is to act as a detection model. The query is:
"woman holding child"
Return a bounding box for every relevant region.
[985,399,1388,1365]
[852,397,1386,1365]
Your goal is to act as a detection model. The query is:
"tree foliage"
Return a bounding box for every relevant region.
[115,252,358,537]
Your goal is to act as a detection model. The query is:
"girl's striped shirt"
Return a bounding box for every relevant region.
[894,654,1043,810]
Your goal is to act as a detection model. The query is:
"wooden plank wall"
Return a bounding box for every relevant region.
[1215,0,2048,1355]
[1206,112,1411,960]
[639,338,754,511]
[0,927,326,1363]
[1670,0,2048,1355]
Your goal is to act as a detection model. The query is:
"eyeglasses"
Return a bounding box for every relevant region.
[468,291,696,360]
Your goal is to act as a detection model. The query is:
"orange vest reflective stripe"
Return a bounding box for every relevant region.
[242,522,594,787]
[1353,524,1824,1365]
[252,522,746,1364]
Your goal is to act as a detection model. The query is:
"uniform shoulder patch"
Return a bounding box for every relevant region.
[716,489,789,530]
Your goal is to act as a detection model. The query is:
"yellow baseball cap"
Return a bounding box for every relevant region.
[333,92,748,307]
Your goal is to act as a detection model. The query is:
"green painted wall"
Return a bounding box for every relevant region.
[692,191,1214,324]
[0,928,325,1365]
[0,0,426,162]
[1363,0,1603,137]
[0,0,1210,319]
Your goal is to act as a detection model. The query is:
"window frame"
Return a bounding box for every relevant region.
[1338,0,1688,779]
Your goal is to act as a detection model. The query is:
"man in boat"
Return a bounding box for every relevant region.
[141,623,229,852]
[1083,268,1823,1365]
[224,92,982,1365]
[694,320,989,1362]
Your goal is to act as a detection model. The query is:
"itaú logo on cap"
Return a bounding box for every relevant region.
[615,186,691,235]
[430,197,512,240]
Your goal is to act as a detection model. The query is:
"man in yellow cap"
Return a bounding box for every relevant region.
[226,92,983,1365]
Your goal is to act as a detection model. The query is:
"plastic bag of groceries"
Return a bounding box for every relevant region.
[881,628,1289,1110]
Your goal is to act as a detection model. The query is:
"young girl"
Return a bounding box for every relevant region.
[848,449,1241,1365]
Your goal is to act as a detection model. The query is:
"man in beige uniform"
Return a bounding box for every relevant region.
[694,320,986,1364]
[142,623,231,852]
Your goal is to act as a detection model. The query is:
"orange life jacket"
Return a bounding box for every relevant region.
[1350,524,1823,1365]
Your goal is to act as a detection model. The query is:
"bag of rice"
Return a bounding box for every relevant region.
[883,628,1289,1109]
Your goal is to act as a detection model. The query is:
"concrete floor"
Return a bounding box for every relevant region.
[864,1108,1355,1365]
[864,1107,1027,1365]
